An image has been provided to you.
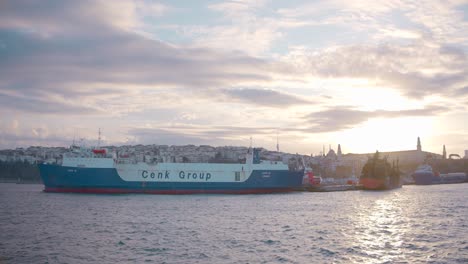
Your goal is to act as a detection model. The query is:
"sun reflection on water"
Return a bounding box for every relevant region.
[350,193,409,263]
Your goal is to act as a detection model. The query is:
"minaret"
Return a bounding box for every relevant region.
[443,145,447,159]
[276,132,279,152]
[417,137,421,151]
[337,144,342,156]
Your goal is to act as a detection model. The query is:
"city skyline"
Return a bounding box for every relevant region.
[1,0,468,155]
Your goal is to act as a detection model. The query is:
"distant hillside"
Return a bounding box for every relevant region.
[0,160,41,183]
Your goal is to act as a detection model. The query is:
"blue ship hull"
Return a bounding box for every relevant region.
[412,172,439,185]
[39,164,304,194]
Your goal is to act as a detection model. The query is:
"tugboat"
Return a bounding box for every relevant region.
[412,164,438,185]
[412,164,467,185]
[360,151,402,190]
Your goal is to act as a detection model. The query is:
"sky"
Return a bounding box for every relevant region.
[1,0,468,155]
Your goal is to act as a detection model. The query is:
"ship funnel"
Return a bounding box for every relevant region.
[253,148,261,164]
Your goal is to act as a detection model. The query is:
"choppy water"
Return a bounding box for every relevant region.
[1,183,467,264]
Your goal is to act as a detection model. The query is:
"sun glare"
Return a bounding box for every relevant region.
[337,86,417,111]
[337,117,434,153]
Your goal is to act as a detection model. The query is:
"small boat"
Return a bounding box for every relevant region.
[302,167,322,186]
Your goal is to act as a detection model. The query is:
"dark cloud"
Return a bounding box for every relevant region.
[221,88,312,107]
[126,124,284,146]
[303,105,450,132]
[384,71,466,98]
[128,128,212,146]
[0,29,269,89]
[439,45,467,61]
[0,92,98,114]
[127,127,252,146]
[0,0,132,34]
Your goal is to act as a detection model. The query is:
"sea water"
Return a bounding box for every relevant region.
[0,183,467,263]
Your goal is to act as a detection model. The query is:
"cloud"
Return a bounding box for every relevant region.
[188,0,305,55]
[221,88,312,107]
[2,0,466,117]
[277,0,400,33]
[208,0,269,16]
[127,125,277,146]
[452,86,468,97]
[405,0,468,45]
[0,0,467,153]
[127,104,450,145]
[303,105,450,132]
[276,0,468,44]
[281,43,468,98]
[0,1,278,114]
[377,27,422,40]
[0,122,71,149]
[0,29,269,87]
[128,127,214,146]
[0,0,172,35]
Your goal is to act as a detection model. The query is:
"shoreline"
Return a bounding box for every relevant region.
[0,179,42,184]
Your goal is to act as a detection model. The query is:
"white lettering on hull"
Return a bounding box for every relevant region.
[114,162,287,183]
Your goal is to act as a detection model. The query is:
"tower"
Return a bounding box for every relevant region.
[417,137,421,151]
[443,145,447,159]
[337,144,342,156]
[276,132,279,152]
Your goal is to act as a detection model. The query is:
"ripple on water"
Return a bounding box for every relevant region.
[319,247,337,256]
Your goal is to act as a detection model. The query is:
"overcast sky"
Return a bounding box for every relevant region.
[1,0,468,155]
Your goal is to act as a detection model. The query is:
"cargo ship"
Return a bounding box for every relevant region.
[360,151,401,190]
[39,145,304,194]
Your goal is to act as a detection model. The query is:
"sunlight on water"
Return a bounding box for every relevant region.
[353,196,405,263]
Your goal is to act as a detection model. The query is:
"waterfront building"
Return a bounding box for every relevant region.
[310,138,443,181]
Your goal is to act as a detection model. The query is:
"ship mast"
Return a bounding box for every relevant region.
[98,128,101,149]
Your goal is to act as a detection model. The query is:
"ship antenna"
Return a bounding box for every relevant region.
[98,128,101,149]
[276,131,279,152]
